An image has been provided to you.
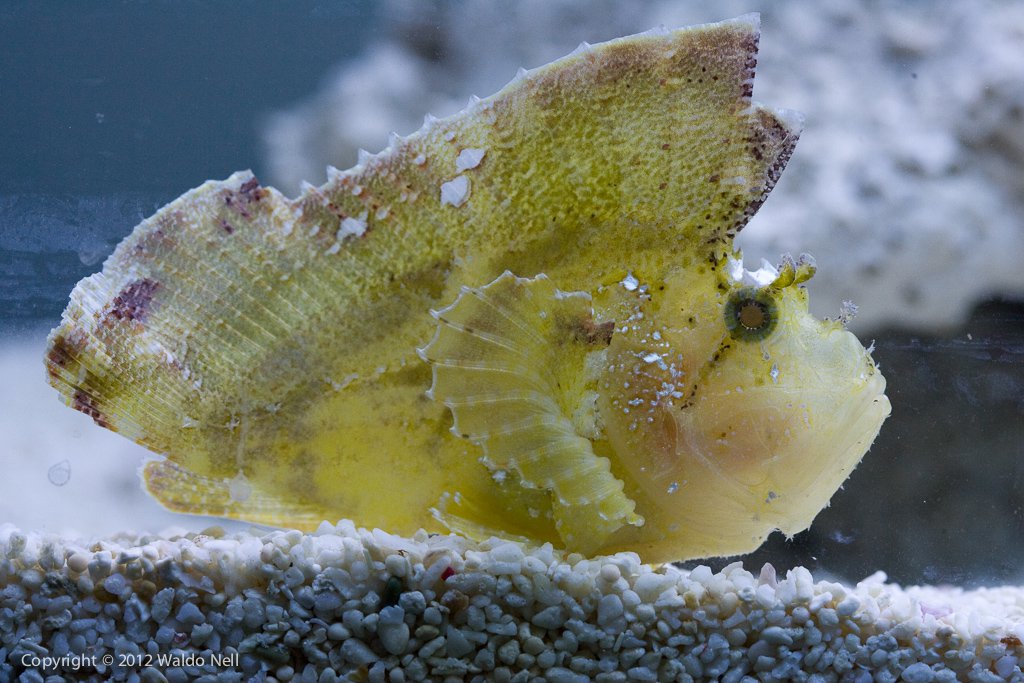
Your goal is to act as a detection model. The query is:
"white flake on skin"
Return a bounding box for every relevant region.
[440,176,471,208]
[621,273,639,291]
[338,216,367,239]
[456,148,487,172]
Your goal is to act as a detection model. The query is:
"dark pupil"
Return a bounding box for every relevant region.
[724,287,777,341]
[737,301,768,330]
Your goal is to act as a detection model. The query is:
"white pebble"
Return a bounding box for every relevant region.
[378,606,410,655]
[901,662,935,683]
[600,564,621,582]
[598,594,624,626]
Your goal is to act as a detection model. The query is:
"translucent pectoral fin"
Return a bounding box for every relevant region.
[143,459,326,529]
[418,272,642,553]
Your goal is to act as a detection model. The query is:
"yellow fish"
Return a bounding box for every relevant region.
[45,15,890,563]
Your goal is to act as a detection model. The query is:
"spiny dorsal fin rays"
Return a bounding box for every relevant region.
[420,272,642,551]
[288,13,793,270]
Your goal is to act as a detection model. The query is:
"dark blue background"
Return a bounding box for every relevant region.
[0,1,376,333]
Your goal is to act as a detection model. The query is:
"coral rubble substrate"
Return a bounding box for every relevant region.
[1,523,1022,682]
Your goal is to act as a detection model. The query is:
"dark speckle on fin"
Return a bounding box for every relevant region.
[106,279,161,324]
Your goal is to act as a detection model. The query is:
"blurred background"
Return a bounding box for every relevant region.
[1,1,1022,588]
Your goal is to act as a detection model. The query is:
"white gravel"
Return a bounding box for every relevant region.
[2,522,1022,681]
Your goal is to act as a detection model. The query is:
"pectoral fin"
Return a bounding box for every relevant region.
[419,271,642,553]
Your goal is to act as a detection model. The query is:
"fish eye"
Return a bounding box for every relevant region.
[724,287,777,341]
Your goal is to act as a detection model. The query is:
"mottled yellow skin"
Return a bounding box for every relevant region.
[45,16,889,562]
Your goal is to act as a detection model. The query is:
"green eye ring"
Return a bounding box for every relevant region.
[724,287,778,341]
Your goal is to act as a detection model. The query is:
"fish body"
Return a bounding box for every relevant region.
[45,15,889,562]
